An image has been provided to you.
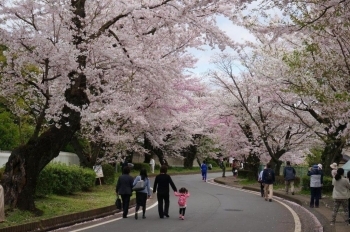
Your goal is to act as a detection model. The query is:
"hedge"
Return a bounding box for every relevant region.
[36,163,96,196]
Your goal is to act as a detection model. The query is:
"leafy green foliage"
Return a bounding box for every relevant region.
[36,163,95,196]
[305,147,323,167]
[0,110,20,150]
[101,163,115,185]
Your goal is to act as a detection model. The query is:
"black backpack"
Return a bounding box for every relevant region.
[265,169,273,181]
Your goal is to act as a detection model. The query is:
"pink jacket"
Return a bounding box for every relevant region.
[174,192,190,207]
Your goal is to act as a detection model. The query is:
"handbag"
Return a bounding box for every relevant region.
[132,180,145,191]
[115,197,122,210]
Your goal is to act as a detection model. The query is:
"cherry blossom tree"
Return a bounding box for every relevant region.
[207,51,315,174]
[233,0,350,174]
[0,0,238,211]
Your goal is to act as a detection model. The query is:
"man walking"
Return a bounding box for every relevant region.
[283,161,296,195]
[221,158,227,177]
[150,157,155,174]
[262,163,275,202]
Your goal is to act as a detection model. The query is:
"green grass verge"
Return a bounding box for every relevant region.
[0,185,120,228]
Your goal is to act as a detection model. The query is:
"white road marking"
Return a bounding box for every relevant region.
[70,201,159,232]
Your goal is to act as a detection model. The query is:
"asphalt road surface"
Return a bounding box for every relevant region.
[55,172,304,232]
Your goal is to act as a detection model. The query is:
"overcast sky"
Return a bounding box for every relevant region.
[188,16,256,76]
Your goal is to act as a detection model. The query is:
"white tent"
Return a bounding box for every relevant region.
[342,160,350,175]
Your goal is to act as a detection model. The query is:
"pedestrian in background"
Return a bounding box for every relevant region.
[174,187,190,220]
[153,165,177,219]
[330,163,338,178]
[149,157,155,174]
[116,166,134,218]
[262,163,275,202]
[200,160,208,182]
[307,164,323,208]
[330,168,350,226]
[221,158,227,177]
[283,161,296,195]
[258,166,266,197]
[318,164,323,199]
[133,168,151,220]
[232,159,239,179]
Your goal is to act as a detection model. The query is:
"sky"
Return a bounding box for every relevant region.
[188,16,256,77]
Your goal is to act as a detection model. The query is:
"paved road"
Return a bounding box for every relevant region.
[56,172,301,232]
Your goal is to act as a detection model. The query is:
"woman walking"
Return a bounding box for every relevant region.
[330,168,350,226]
[133,168,151,219]
[153,165,177,218]
[116,166,134,218]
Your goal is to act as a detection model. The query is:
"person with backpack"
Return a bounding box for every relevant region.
[283,161,296,195]
[201,160,208,182]
[262,163,275,202]
[174,187,190,220]
[307,164,323,208]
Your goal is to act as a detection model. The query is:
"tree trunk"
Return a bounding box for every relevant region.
[322,137,345,176]
[2,118,81,212]
[143,136,168,166]
[182,145,196,169]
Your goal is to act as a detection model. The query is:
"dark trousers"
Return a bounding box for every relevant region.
[121,194,131,217]
[310,187,321,207]
[157,192,170,218]
[259,182,264,197]
[222,167,226,177]
[179,207,187,216]
[348,198,350,220]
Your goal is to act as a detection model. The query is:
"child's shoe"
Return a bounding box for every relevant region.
[179,214,182,219]
[181,216,185,220]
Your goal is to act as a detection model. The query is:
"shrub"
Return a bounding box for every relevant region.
[237,170,256,180]
[36,163,96,196]
[101,163,115,185]
[133,163,151,172]
[274,176,301,187]
[81,168,97,191]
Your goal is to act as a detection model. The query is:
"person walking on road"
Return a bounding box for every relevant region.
[174,187,190,220]
[232,159,239,179]
[283,161,296,195]
[153,165,177,219]
[258,166,266,197]
[133,168,151,219]
[149,157,155,174]
[262,163,275,202]
[221,158,227,177]
[201,160,208,182]
[307,164,323,208]
[330,168,350,226]
[116,166,134,218]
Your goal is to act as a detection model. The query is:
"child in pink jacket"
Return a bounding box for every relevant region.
[174,187,190,220]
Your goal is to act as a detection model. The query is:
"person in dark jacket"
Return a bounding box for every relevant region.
[153,165,177,218]
[283,161,296,195]
[262,163,275,202]
[116,166,134,218]
[307,164,323,208]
